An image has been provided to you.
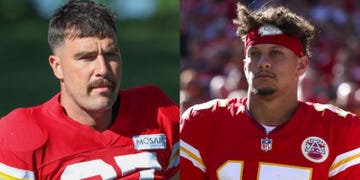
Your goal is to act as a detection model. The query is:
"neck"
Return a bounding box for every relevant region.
[247,92,299,126]
[65,106,113,132]
[60,97,113,132]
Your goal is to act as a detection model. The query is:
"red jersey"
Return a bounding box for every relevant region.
[0,85,179,179]
[180,98,360,179]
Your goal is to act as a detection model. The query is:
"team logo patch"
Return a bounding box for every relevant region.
[133,133,167,150]
[301,136,329,163]
[259,24,283,36]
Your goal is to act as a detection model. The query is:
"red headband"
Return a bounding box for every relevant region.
[245,24,304,57]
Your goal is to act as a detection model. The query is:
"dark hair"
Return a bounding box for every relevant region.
[48,0,117,52]
[233,3,315,57]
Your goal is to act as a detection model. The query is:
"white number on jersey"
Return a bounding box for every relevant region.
[61,152,161,180]
[217,161,312,180]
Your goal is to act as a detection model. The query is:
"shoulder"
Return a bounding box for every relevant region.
[303,102,355,119]
[182,97,245,120]
[180,97,245,134]
[119,85,178,115]
[120,84,174,104]
[119,84,179,123]
[303,103,360,177]
[121,84,167,97]
[300,102,360,132]
[0,107,48,152]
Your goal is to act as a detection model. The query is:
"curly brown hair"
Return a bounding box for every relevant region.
[233,3,315,57]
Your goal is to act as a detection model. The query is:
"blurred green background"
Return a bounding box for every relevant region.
[0,0,179,117]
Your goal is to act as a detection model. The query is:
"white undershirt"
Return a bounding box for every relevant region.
[261,124,277,134]
[245,106,277,134]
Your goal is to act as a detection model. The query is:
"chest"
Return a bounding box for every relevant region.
[35,125,169,179]
[203,115,335,180]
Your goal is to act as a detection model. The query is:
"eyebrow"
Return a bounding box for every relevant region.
[73,43,119,59]
[249,44,285,50]
[73,50,97,59]
[104,44,120,53]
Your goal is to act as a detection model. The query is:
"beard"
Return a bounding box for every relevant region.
[254,87,277,96]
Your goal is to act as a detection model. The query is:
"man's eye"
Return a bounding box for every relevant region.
[249,51,260,57]
[80,55,96,60]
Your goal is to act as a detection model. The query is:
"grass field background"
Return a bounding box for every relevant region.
[0,1,179,117]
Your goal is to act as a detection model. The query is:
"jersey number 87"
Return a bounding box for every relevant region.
[61,152,161,179]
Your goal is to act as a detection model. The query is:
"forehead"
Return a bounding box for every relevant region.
[53,35,118,55]
[248,44,286,50]
[65,36,118,49]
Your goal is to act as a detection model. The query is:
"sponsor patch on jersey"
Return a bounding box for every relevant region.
[301,136,329,163]
[133,133,167,150]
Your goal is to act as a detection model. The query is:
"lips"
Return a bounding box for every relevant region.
[255,71,275,79]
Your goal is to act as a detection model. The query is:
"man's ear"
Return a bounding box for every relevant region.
[49,55,63,80]
[297,55,308,77]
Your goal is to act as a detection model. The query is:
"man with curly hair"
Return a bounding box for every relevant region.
[180,3,360,179]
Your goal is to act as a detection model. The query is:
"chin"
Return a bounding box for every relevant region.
[88,105,113,113]
[87,98,115,111]
[254,87,277,96]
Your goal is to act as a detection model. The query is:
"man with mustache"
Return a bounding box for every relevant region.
[180,3,360,179]
[0,0,179,179]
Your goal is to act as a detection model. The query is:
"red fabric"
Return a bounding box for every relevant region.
[180,98,360,179]
[0,85,179,179]
[245,25,304,57]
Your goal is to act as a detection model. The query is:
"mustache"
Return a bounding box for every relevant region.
[88,78,115,91]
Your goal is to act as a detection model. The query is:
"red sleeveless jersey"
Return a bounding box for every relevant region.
[0,85,179,179]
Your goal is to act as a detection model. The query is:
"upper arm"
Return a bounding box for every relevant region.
[0,109,47,179]
[0,149,36,179]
